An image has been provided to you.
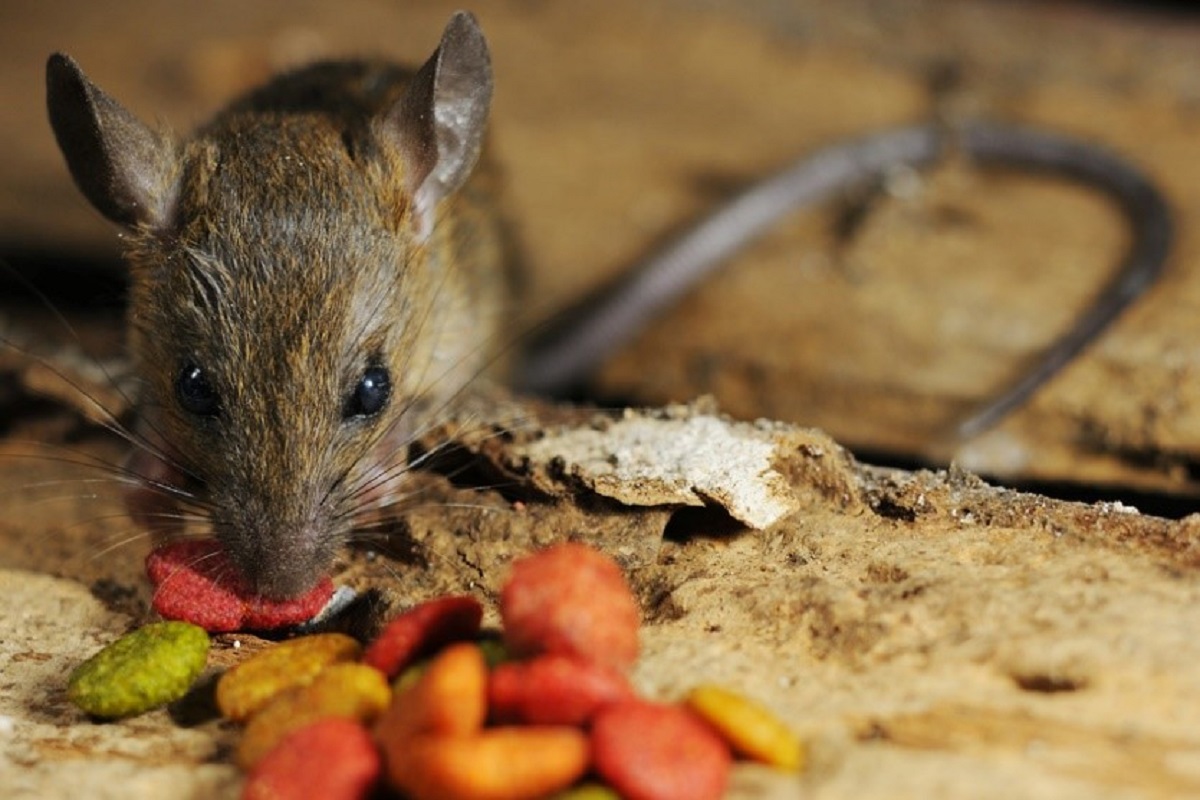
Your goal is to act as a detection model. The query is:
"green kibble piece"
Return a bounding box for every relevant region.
[393,659,428,693]
[478,636,510,669]
[68,621,210,719]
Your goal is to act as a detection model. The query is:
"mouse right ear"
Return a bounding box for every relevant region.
[382,11,493,241]
[46,53,178,231]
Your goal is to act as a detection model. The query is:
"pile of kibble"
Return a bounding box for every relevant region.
[68,541,803,799]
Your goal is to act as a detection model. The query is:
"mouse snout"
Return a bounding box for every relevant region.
[214,499,341,600]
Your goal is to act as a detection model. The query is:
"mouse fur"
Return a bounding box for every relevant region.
[46,12,509,597]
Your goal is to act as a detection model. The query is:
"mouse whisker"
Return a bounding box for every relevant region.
[2,441,200,504]
[336,404,532,528]
[0,333,205,490]
[86,531,157,562]
[86,520,214,566]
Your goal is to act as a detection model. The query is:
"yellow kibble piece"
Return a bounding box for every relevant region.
[216,633,361,722]
[237,662,392,768]
[685,684,805,772]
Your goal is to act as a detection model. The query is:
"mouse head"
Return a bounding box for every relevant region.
[46,12,496,598]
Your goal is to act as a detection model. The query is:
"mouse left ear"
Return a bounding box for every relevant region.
[382,11,493,241]
[45,53,178,232]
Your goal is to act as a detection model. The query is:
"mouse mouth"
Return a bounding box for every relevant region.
[124,457,340,600]
[145,538,335,632]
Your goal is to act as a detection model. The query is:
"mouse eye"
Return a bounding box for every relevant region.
[175,363,220,417]
[345,365,391,419]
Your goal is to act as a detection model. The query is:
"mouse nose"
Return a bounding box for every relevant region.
[218,514,336,600]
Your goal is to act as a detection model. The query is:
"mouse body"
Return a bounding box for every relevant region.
[47,12,508,597]
[45,12,1172,602]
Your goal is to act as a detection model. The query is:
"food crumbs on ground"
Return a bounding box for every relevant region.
[499,542,640,672]
[216,632,362,721]
[237,662,391,768]
[241,717,380,800]
[591,699,732,800]
[488,653,633,726]
[67,621,210,719]
[145,539,333,632]
[685,683,805,771]
[362,595,484,678]
[385,727,590,800]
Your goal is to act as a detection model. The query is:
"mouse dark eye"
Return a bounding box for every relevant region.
[175,363,220,417]
[344,365,391,419]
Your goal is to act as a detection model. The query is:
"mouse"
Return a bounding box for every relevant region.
[45,11,1172,601]
[47,11,509,599]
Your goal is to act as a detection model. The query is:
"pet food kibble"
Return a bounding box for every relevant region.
[242,585,336,630]
[550,785,621,800]
[238,662,391,767]
[591,700,731,800]
[685,683,805,771]
[393,659,429,693]
[500,542,639,672]
[488,654,633,726]
[216,632,362,721]
[67,621,209,719]
[384,728,589,800]
[477,636,509,669]
[242,718,380,800]
[146,539,333,632]
[374,642,487,743]
[362,595,483,678]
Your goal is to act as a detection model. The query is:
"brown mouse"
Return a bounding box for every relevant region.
[46,11,1172,602]
[46,12,508,598]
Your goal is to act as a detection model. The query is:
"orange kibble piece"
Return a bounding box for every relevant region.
[685,684,805,771]
[374,642,487,744]
[238,662,391,768]
[385,727,589,800]
[216,633,361,721]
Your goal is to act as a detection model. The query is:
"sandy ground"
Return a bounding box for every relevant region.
[4,1,1200,798]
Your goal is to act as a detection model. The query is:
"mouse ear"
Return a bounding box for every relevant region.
[46,53,177,231]
[382,11,493,241]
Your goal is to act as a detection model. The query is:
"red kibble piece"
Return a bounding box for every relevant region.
[363,596,484,678]
[146,539,333,633]
[488,654,634,727]
[500,542,639,672]
[591,700,732,800]
[146,541,245,631]
[242,717,380,800]
[242,589,333,630]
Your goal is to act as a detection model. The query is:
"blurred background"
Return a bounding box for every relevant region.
[5,0,1200,509]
